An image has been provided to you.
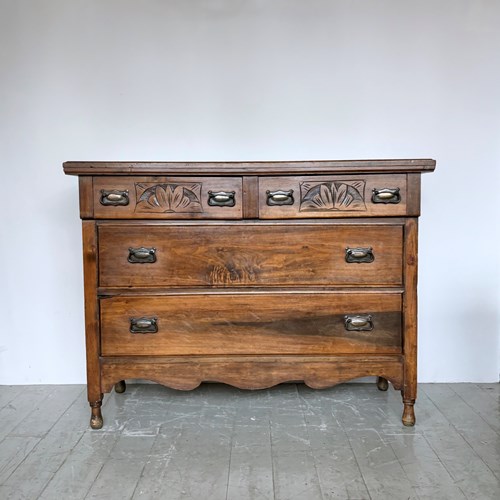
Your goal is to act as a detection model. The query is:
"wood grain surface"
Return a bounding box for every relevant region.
[98,223,403,287]
[100,292,402,356]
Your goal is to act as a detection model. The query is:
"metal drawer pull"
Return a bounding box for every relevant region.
[100,189,129,206]
[266,189,294,206]
[344,314,373,332]
[128,247,156,264]
[130,317,158,334]
[345,247,375,264]
[371,187,401,204]
[208,190,236,207]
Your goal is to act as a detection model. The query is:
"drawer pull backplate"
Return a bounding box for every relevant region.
[371,187,401,204]
[128,247,157,264]
[100,189,130,206]
[345,247,375,264]
[130,317,158,334]
[208,191,236,207]
[266,189,294,206]
[344,314,373,332]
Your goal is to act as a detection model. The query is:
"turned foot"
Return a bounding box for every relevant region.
[90,401,103,429]
[114,380,126,394]
[402,401,415,426]
[376,377,389,391]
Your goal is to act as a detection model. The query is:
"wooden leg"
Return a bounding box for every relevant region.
[83,222,103,430]
[402,399,415,426]
[114,380,126,394]
[402,218,418,427]
[376,376,389,391]
[90,400,103,429]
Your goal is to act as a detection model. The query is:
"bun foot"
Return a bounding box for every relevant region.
[114,380,126,394]
[376,377,389,391]
[402,401,415,426]
[90,402,103,429]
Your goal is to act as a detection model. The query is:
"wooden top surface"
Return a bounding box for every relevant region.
[63,159,436,176]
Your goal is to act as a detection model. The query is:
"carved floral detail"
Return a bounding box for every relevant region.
[135,183,203,213]
[299,180,366,211]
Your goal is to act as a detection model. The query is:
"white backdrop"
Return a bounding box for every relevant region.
[0,0,498,384]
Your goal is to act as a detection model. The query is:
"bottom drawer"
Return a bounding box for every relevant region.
[100,292,402,356]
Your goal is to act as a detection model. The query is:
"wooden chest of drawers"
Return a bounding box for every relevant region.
[64,159,435,429]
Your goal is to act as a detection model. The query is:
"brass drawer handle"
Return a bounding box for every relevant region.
[371,187,401,204]
[345,247,375,263]
[266,189,294,206]
[128,247,156,264]
[208,190,236,207]
[100,189,129,206]
[344,314,373,332]
[130,317,158,334]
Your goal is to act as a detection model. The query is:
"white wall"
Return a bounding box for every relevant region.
[0,0,498,384]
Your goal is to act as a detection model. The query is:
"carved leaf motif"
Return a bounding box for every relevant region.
[155,186,168,208]
[300,180,366,212]
[333,183,348,208]
[135,183,203,213]
[319,184,334,209]
[171,185,185,210]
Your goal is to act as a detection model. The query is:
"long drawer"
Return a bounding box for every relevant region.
[98,223,403,287]
[100,292,402,356]
[93,176,243,219]
[259,174,408,218]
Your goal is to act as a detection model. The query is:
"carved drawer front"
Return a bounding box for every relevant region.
[98,223,403,287]
[259,174,407,219]
[100,292,402,356]
[93,176,242,219]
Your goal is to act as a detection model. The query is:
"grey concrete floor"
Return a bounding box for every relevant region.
[0,383,498,500]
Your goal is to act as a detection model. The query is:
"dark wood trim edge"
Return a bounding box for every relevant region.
[64,159,436,176]
[242,176,259,218]
[406,174,421,216]
[78,176,94,219]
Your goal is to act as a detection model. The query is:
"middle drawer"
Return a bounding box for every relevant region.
[98,223,403,287]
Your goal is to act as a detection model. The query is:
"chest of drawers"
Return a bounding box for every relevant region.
[64,159,435,429]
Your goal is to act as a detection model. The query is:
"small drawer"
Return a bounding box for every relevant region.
[100,292,402,356]
[98,223,403,287]
[93,176,243,219]
[259,174,407,219]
